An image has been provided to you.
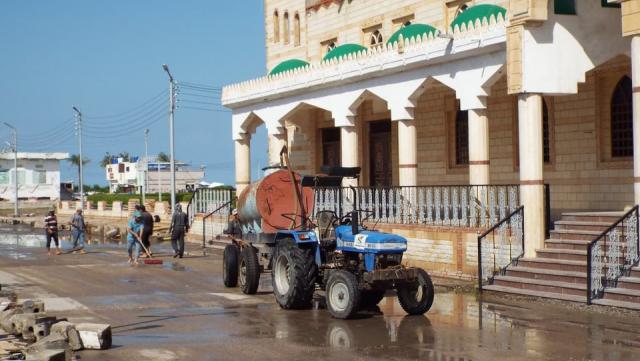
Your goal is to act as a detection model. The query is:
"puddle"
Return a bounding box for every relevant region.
[163,262,188,272]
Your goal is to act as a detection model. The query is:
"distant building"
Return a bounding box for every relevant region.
[0,152,69,201]
[105,157,205,193]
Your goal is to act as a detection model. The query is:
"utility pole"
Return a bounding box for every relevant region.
[162,64,177,212]
[158,153,161,202]
[143,129,149,204]
[72,107,85,210]
[3,122,18,216]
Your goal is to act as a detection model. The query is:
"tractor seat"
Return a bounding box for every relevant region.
[316,210,338,242]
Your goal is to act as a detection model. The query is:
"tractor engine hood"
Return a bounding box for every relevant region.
[334,225,407,253]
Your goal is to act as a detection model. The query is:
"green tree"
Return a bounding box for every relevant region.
[99,152,113,168]
[157,152,170,162]
[117,152,131,162]
[67,154,90,190]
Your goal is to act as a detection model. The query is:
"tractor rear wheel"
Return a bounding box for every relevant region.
[272,239,317,309]
[326,270,360,319]
[397,269,434,315]
[222,244,239,287]
[239,246,260,295]
[359,290,386,309]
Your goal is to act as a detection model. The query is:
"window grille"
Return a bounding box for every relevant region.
[456,110,469,165]
[611,76,633,158]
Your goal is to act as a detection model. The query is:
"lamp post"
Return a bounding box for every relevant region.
[72,106,85,210]
[3,122,18,216]
[162,64,177,213]
[143,129,149,204]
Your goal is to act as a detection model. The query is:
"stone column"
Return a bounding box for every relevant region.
[268,131,287,167]
[468,108,490,185]
[340,125,359,187]
[397,119,417,186]
[518,93,545,258]
[235,133,251,195]
[632,36,640,205]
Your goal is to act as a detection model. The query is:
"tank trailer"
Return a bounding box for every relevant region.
[222,165,434,319]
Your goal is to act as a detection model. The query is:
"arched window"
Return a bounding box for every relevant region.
[326,41,336,54]
[455,109,469,165]
[611,76,633,157]
[294,13,301,46]
[283,12,290,44]
[370,30,383,46]
[273,10,280,43]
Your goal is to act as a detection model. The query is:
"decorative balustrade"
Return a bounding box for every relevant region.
[312,185,519,228]
[477,206,524,291]
[587,206,640,304]
[187,188,234,227]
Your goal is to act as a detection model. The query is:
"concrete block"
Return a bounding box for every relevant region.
[0,308,22,333]
[0,290,18,303]
[76,323,111,350]
[24,349,68,361]
[50,321,83,351]
[20,299,46,314]
[10,313,57,341]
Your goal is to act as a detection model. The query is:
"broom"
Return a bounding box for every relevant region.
[134,235,163,265]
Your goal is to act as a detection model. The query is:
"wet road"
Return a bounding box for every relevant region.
[1,224,640,360]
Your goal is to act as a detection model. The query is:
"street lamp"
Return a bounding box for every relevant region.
[162,64,177,213]
[72,106,85,210]
[3,122,18,216]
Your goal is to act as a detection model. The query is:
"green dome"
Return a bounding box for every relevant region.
[450,4,507,30]
[269,59,310,75]
[387,23,438,45]
[323,43,367,62]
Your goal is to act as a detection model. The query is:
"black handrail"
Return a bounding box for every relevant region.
[477,206,525,293]
[586,205,639,304]
[202,200,234,248]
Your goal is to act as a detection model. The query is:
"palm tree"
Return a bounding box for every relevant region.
[99,152,113,168]
[157,152,170,162]
[117,152,131,162]
[68,154,90,190]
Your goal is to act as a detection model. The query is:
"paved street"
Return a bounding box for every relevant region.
[1,225,640,361]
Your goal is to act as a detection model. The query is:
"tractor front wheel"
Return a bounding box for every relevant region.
[272,240,317,309]
[239,246,260,294]
[397,269,434,315]
[326,270,360,319]
[222,244,239,287]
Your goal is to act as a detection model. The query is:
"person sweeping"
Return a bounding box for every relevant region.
[127,211,144,265]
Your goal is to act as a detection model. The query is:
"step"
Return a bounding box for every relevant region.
[561,212,625,223]
[631,267,640,278]
[603,287,640,303]
[517,257,586,273]
[553,220,615,232]
[506,266,587,284]
[535,248,587,262]
[549,229,602,241]
[482,284,586,303]
[545,239,591,251]
[493,275,587,297]
[617,277,640,291]
[591,298,640,311]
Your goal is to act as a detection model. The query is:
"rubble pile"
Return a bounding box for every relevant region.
[0,285,111,361]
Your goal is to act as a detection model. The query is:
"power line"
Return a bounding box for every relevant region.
[83,108,167,138]
[177,105,230,113]
[83,88,167,119]
[83,97,167,130]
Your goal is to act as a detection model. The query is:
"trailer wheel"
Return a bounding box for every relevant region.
[397,269,434,315]
[272,239,317,309]
[239,246,260,295]
[326,270,360,319]
[222,245,239,287]
[359,290,386,309]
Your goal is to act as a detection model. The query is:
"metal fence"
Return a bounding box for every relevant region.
[587,205,639,304]
[312,185,520,228]
[187,188,234,226]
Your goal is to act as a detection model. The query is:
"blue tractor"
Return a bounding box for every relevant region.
[223,162,434,319]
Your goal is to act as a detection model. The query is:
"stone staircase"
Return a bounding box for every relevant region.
[484,212,640,309]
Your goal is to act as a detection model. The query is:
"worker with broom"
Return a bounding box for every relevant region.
[127,211,144,265]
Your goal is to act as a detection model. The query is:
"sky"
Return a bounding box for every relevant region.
[0,0,269,186]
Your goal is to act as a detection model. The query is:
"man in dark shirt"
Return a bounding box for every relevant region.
[44,210,60,256]
[169,204,189,258]
[140,205,154,257]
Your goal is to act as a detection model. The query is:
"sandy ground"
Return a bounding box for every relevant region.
[1,223,640,361]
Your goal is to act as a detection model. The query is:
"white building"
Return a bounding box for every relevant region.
[105,157,205,194]
[0,152,69,201]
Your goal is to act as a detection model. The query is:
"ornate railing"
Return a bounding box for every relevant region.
[477,206,524,292]
[313,185,520,228]
[587,206,639,304]
[187,188,234,227]
[201,200,234,248]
